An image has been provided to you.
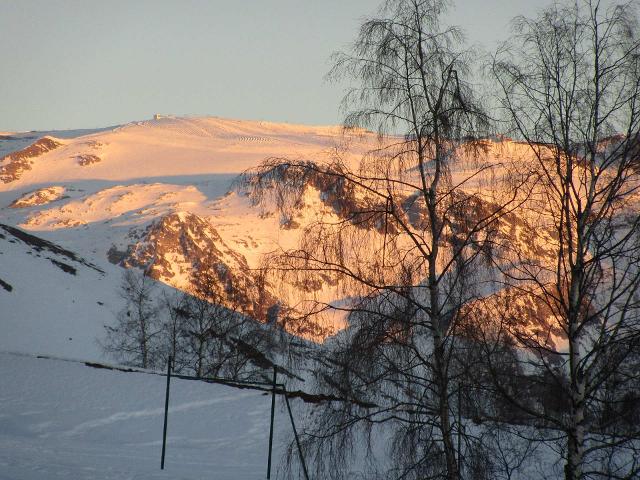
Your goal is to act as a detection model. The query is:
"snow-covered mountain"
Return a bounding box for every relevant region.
[0,116,376,357]
[0,115,570,358]
[0,117,387,478]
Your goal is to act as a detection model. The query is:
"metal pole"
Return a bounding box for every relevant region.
[267,365,277,479]
[161,355,172,469]
[284,391,310,480]
[457,383,462,476]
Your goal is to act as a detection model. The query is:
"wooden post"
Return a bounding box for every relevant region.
[267,365,277,479]
[161,355,172,469]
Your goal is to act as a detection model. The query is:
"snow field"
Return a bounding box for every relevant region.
[0,352,299,480]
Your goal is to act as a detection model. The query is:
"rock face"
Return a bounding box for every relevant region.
[9,186,66,208]
[0,137,62,183]
[113,211,278,321]
[0,223,104,275]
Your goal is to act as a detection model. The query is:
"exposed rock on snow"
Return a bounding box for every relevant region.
[0,136,63,183]
[9,186,67,208]
[0,223,104,274]
[115,211,278,321]
[0,277,13,291]
[75,153,102,166]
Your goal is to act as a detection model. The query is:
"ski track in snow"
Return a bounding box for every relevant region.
[64,392,258,437]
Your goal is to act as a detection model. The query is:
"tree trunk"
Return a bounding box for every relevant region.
[196,339,204,377]
[434,332,459,480]
[566,311,586,480]
[139,316,148,369]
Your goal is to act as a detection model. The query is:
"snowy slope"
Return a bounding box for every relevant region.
[0,116,369,188]
[0,352,302,480]
[0,223,112,358]
[0,116,374,267]
[0,352,568,480]
[0,222,183,360]
[0,116,378,348]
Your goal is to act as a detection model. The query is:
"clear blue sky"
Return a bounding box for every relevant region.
[0,0,545,131]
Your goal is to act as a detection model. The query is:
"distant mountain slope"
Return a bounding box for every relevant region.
[0,116,375,345]
[0,115,584,352]
[0,137,63,183]
[0,116,373,188]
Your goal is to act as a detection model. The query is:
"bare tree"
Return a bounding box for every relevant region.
[239,1,527,478]
[157,291,190,373]
[488,1,640,478]
[102,269,160,369]
[174,254,276,380]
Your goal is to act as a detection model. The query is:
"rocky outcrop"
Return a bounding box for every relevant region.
[0,137,62,183]
[9,186,67,208]
[112,212,278,321]
[75,154,101,166]
[0,223,104,274]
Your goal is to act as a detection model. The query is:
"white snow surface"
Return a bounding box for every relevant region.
[0,352,301,480]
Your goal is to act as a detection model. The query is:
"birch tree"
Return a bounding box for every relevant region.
[240,1,522,478]
[102,269,160,369]
[488,1,640,478]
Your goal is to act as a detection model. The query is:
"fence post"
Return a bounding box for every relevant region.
[284,391,310,480]
[457,383,462,475]
[161,355,172,469]
[267,365,277,479]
